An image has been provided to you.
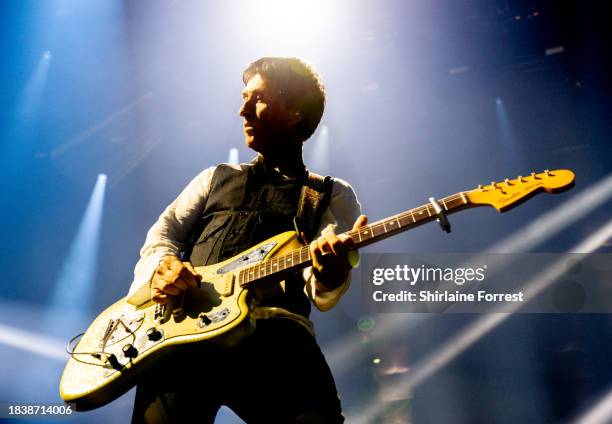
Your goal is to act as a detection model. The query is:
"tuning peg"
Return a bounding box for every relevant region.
[490,181,496,187]
[517,175,523,183]
[544,169,550,176]
[478,184,483,191]
[504,178,511,186]
[531,171,537,180]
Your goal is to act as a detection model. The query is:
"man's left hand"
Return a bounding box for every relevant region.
[310,214,368,291]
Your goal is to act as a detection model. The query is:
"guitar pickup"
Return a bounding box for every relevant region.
[216,273,234,297]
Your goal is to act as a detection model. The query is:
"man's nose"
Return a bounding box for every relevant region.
[239,98,252,118]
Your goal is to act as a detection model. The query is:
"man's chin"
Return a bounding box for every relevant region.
[244,137,262,153]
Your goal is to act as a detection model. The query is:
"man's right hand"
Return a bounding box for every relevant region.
[151,256,201,304]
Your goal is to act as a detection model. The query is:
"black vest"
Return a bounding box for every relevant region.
[188,157,313,317]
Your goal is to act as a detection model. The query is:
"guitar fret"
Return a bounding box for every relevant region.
[371,224,379,237]
[460,192,468,204]
[441,198,448,210]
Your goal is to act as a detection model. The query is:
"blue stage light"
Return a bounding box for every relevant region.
[44,174,107,339]
[228,148,239,165]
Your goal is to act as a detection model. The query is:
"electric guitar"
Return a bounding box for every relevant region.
[59,169,575,410]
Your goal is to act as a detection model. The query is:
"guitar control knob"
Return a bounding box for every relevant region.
[103,353,123,370]
[122,343,138,358]
[146,327,162,341]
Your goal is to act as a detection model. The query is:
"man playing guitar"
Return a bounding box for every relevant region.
[128,57,367,423]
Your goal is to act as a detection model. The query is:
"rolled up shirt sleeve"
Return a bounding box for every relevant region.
[304,178,362,312]
[127,167,215,300]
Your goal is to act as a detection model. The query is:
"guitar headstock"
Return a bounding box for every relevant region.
[467,169,575,212]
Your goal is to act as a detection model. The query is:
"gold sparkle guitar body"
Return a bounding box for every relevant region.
[60,231,302,411]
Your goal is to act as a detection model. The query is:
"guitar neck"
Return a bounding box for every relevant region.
[238,191,475,288]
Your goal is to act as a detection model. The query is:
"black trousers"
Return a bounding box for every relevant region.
[131,319,344,423]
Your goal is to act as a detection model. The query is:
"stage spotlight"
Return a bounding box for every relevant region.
[571,388,612,424]
[305,125,330,173]
[228,147,239,165]
[232,0,337,52]
[0,323,65,361]
[17,51,52,119]
[495,95,521,166]
[44,174,107,339]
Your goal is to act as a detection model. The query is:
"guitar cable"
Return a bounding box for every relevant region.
[65,332,109,368]
[66,319,137,369]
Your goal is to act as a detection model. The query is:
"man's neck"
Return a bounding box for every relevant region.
[258,147,306,178]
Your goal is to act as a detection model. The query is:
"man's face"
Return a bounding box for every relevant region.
[239,73,297,153]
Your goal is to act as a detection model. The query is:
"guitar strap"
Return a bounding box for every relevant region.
[293,172,334,244]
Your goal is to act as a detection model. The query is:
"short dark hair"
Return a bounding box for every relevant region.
[243,57,326,142]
